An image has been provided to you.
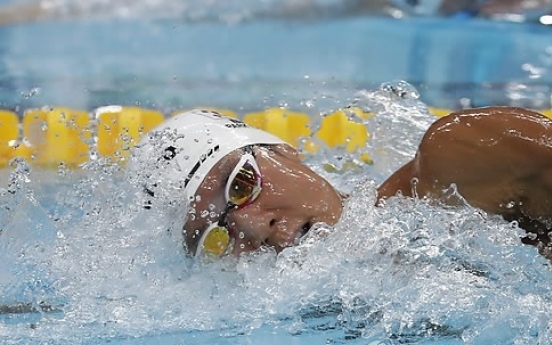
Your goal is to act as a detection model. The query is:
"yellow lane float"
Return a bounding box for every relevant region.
[95,106,164,163]
[243,108,312,148]
[313,107,374,171]
[1,105,515,170]
[241,107,374,171]
[539,110,552,119]
[428,107,452,117]
[0,110,19,166]
[315,108,372,151]
[22,107,91,167]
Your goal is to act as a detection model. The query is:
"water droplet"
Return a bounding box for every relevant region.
[380,81,420,99]
[21,87,40,99]
[57,162,67,176]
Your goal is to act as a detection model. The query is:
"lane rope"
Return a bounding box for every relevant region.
[0,106,506,168]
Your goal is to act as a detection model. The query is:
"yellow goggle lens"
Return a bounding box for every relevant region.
[201,226,231,257]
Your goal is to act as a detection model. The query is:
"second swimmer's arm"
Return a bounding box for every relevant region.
[0,1,84,27]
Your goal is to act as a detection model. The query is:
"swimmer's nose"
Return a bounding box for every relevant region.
[227,203,278,247]
[228,203,309,254]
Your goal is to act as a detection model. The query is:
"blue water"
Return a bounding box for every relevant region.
[2,9,552,111]
[2,2,552,344]
[2,89,552,345]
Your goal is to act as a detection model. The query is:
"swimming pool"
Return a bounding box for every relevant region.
[3,9,552,111]
[2,4,552,345]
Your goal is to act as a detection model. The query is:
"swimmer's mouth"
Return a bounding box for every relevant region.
[294,222,312,244]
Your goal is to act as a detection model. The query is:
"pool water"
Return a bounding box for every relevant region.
[2,2,552,344]
[3,8,552,111]
[2,88,552,345]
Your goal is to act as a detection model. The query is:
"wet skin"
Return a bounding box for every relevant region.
[184,144,343,255]
[378,106,552,249]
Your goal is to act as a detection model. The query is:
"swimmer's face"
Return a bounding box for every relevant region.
[183,144,343,256]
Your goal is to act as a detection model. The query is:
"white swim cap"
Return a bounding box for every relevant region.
[130,109,285,208]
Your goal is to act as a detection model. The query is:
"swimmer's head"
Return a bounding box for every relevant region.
[131,109,285,206]
[131,109,343,257]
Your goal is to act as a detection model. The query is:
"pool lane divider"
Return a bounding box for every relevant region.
[95,106,165,163]
[0,106,481,169]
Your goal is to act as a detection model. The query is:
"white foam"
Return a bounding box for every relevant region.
[1,89,552,344]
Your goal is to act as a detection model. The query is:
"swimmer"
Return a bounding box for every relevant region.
[0,1,55,26]
[131,109,343,258]
[133,107,552,259]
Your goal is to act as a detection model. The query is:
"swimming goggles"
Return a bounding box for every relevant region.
[194,146,262,258]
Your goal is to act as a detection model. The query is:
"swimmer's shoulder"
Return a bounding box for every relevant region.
[421,106,552,147]
[431,106,551,128]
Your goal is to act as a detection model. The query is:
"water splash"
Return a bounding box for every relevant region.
[1,92,552,344]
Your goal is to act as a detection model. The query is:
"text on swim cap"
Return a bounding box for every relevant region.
[224,122,247,128]
[205,111,247,128]
[183,144,221,189]
[163,146,177,160]
[223,117,247,128]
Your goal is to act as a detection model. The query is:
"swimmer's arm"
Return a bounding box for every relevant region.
[378,107,552,219]
[0,1,82,26]
[376,160,417,203]
[0,2,48,26]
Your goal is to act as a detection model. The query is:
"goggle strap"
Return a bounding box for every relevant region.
[218,204,231,227]
[224,152,261,203]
